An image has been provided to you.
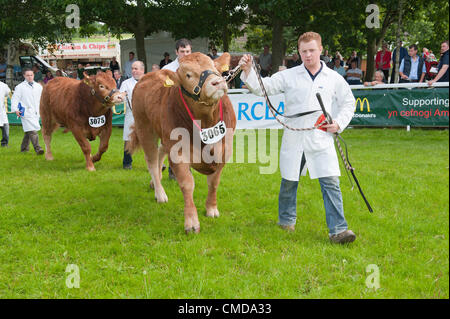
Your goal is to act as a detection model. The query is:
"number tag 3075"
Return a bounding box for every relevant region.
[88,115,106,128]
[200,121,227,144]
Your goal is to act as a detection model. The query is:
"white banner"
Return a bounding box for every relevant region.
[228,92,284,129]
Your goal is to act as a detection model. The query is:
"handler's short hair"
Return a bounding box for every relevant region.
[409,44,418,51]
[298,32,322,47]
[22,68,33,75]
[176,38,192,51]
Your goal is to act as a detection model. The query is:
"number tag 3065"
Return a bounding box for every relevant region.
[88,115,106,128]
[200,121,227,144]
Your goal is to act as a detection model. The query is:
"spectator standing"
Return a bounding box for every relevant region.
[321,50,331,64]
[113,69,125,88]
[151,64,160,72]
[209,48,220,60]
[120,61,145,170]
[287,53,301,68]
[390,41,408,83]
[428,40,449,85]
[375,43,392,81]
[258,45,272,77]
[11,69,44,155]
[0,81,11,147]
[124,52,137,79]
[43,70,54,84]
[109,57,120,74]
[76,63,85,80]
[364,70,386,86]
[346,51,360,68]
[55,70,63,77]
[0,58,6,80]
[159,52,172,69]
[399,44,426,83]
[346,59,363,85]
[333,58,346,77]
[32,64,43,83]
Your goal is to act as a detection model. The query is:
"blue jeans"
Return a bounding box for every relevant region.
[278,176,348,235]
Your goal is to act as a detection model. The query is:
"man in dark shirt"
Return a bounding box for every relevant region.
[428,40,449,85]
[109,57,120,74]
[159,52,172,69]
[287,53,301,68]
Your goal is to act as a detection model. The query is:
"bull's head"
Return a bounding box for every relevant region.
[163,52,230,106]
[83,70,126,106]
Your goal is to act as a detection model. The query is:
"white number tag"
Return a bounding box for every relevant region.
[88,115,106,128]
[200,121,227,144]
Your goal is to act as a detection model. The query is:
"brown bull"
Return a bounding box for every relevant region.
[40,70,126,171]
[128,52,236,233]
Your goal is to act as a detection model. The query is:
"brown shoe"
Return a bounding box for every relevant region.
[279,224,295,232]
[329,230,356,244]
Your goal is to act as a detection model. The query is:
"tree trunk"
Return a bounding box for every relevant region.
[135,0,147,72]
[271,16,285,76]
[134,29,147,72]
[365,37,377,82]
[6,40,18,89]
[394,0,404,84]
[221,0,229,52]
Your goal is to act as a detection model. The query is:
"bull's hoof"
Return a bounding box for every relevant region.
[87,166,96,172]
[206,207,220,218]
[155,190,168,203]
[185,224,200,234]
[45,153,54,161]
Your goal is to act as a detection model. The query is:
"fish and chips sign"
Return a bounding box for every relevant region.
[41,42,119,59]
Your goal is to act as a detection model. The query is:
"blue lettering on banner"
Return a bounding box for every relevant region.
[251,102,264,120]
[238,101,285,121]
[238,102,251,120]
[266,102,284,119]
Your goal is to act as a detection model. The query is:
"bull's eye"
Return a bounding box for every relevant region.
[99,84,105,89]
[186,73,191,79]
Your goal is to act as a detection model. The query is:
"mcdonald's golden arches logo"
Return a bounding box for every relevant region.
[355,97,370,112]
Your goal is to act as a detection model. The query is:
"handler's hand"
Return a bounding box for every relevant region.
[239,54,253,76]
[322,120,340,133]
[15,111,21,117]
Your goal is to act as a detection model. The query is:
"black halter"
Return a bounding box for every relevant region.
[180,70,220,101]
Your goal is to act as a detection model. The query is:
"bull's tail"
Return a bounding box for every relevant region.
[126,125,140,154]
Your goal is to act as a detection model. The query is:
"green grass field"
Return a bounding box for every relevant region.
[0,126,448,298]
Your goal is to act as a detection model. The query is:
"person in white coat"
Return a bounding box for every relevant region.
[11,69,44,154]
[162,38,192,73]
[163,38,192,180]
[0,81,11,147]
[239,32,357,244]
[121,61,145,169]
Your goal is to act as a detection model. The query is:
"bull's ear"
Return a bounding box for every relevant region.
[158,69,180,88]
[83,71,94,86]
[105,69,112,77]
[214,52,231,73]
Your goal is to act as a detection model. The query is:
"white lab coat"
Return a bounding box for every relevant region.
[11,81,43,132]
[0,82,11,126]
[241,61,355,181]
[162,58,179,72]
[120,77,138,141]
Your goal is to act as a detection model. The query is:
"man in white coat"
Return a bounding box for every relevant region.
[121,60,145,169]
[163,38,192,180]
[11,69,44,154]
[239,32,357,244]
[0,81,11,147]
